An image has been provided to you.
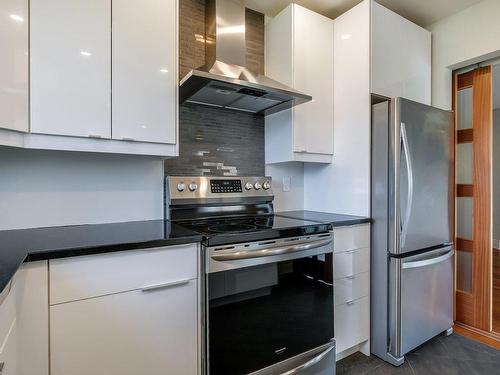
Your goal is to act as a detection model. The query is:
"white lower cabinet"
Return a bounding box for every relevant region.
[0,261,49,375]
[333,224,370,359]
[49,244,200,375]
[335,296,370,353]
[50,281,198,375]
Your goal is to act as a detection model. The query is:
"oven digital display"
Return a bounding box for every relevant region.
[210,179,242,193]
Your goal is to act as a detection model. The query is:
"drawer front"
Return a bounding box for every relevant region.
[334,247,369,279]
[335,272,369,306]
[335,296,369,354]
[50,244,198,305]
[0,282,16,351]
[333,224,370,253]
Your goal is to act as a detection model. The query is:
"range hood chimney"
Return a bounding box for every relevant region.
[179,0,312,116]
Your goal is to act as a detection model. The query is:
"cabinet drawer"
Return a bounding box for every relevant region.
[334,247,369,279]
[335,296,369,353]
[335,272,369,306]
[333,224,370,253]
[50,244,198,305]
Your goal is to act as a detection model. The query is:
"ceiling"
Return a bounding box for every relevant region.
[245,0,482,27]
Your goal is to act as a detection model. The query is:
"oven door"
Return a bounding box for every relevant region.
[206,234,335,375]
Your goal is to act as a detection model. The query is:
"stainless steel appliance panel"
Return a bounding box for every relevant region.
[396,98,454,254]
[389,247,454,356]
[370,101,391,361]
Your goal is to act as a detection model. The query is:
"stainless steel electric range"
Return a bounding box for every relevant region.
[165,176,336,375]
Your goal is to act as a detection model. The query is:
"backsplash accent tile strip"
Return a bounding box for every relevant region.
[164,103,265,176]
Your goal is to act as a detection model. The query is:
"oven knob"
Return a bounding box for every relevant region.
[188,183,198,192]
[254,182,262,190]
[177,182,186,192]
[245,182,253,190]
[263,181,271,190]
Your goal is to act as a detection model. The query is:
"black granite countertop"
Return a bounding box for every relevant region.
[275,210,371,227]
[0,220,203,293]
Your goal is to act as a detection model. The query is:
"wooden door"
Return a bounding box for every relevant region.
[453,67,493,331]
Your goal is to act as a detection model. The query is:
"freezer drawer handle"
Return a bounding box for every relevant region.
[211,238,333,261]
[279,344,335,375]
[402,250,453,269]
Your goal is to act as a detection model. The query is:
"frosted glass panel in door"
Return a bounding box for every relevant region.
[31,0,111,138]
[457,88,472,130]
[456,251,472,293]
[457,197,473,240]
[112,0,177,144]
[457,143,473,185]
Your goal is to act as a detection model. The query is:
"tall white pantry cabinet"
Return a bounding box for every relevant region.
[0,0,179,156]
[302,0,431,360]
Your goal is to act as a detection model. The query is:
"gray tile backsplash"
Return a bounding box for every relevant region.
[164,103,265,176]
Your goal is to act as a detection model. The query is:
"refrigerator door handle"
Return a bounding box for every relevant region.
[400,122,413,249]
[402,249,453,269]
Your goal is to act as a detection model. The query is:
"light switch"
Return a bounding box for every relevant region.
[282,176,291,192]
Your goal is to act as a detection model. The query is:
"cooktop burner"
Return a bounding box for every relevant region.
[176,215,331,238]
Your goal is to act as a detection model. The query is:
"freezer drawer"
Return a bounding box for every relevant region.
[390,248,454,357]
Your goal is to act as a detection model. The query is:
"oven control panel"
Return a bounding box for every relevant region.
[210,179,242,193]
[166,176,273,203]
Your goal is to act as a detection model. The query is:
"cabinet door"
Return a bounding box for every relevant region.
[0,0,29,132]
[112,0,177,144]
[31,0,111,138]
[371,2,431,104]
[293,5,334,156]
[50,281,198,375]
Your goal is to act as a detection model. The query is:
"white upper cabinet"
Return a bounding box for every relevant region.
[112,0,177,144]
[265,4,334,164]
[371,1,431,104]
[31,0,111,139]
[0,0,29,132]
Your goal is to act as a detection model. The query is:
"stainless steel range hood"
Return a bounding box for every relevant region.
[179,0,312,116]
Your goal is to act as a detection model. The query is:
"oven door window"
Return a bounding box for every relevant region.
[207,254,334,375]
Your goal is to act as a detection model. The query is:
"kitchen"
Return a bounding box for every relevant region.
[0,0,499,374]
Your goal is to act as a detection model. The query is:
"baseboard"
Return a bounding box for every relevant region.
[453,322,500,349]
[336,340,370,361]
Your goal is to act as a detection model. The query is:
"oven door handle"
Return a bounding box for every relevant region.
[211,237,333,261]
[280,343,335,375]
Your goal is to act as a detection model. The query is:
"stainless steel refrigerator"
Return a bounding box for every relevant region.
[371,97,454,366]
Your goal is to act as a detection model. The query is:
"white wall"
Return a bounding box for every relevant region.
[0,148,164,230]
[266,162,304,211]
[303,0,371,216]
[427,0,500,109]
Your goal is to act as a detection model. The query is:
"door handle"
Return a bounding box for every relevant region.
[141,278,190,292]
[400,122,413,249]
[402,249,453,269]
[280,344,335,375]
[211,237,333,261]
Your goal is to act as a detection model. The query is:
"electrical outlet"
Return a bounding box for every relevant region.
[282,176,291,192]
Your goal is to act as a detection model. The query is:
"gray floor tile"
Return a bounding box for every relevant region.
[336,352,385,375]
[337,333,500,375]
[437,333,500,363]
[407,354,473,375]
[365,361,413,375]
